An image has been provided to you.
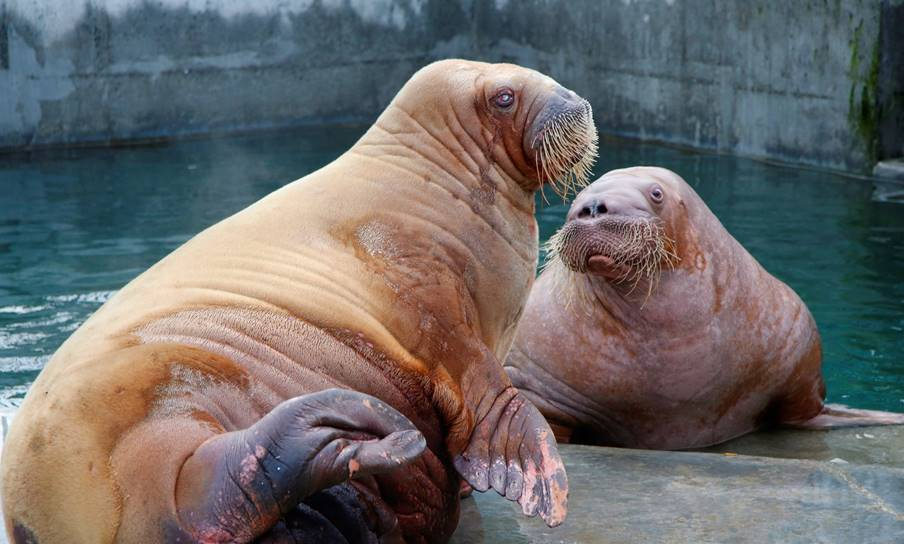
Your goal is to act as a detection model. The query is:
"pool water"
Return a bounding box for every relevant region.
[1,126,902,411]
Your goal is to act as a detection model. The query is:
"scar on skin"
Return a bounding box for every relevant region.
[238,445,268,487]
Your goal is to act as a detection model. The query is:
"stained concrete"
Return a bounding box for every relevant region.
[451,444,904,544]
[0,0,471,148]
[1,0,902,172]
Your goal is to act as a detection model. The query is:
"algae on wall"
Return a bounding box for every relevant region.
[851,0,904,166]
[848,20,881,165]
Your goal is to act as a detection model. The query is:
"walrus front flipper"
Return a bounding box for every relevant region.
[174,388,426,543]
[785,403,904,429]
[454,387,568,528]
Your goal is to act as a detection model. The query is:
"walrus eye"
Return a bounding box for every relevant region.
[650,186,664,203]
[494,89,515,109]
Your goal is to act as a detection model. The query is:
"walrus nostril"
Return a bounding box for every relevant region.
[576,200,606,219]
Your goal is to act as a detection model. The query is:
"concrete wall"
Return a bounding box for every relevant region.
[1,0,900,172]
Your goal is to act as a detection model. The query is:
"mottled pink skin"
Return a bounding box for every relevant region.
[238,446,268,488]
[506,167,828,450]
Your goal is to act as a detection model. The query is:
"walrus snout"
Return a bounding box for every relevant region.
[525,87,597,196]
[529,90,586,134]
[547,214,670,282]
[548,219,631,274]
[526,92,592,152]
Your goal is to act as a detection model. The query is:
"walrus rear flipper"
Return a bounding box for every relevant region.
[454,386,568,528]
[785,403,904,430]
[174,388,426,543]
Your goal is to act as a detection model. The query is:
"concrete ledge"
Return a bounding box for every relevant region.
[703,424,904,469]
[452,444,904,543]
[872,158,904,201]
[874,158,904,180]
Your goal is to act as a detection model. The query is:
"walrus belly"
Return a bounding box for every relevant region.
[134,307,460,541]
[4,307,459,543]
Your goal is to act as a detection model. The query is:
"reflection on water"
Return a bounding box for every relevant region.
[0,128,902,410]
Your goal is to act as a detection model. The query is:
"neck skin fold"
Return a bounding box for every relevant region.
[358,99,537,206]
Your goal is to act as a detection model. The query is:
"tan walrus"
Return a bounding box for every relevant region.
[1,59,598,543]
[506,167,904,450]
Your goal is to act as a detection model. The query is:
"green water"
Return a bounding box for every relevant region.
[1,127,902,411]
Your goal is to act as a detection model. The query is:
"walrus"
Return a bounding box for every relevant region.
[506,167,904,450]
[1,59,599,543]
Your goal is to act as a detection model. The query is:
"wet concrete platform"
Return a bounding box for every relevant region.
[451,443,904,544]
[703,425,904,469]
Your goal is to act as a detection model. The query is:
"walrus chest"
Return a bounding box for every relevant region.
[346,210,537,363]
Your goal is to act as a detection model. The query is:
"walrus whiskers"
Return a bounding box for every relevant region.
[615,221,679,302]
[541,257,595,313]
[541,227,597,312]
[533,103,599,199]
[543,217,679,306]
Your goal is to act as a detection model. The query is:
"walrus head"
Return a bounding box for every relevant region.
[387,59,598,199]
[547,167,682,290]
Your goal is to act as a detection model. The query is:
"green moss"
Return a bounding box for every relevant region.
[849,21,862,81]
[848,21,881,165]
